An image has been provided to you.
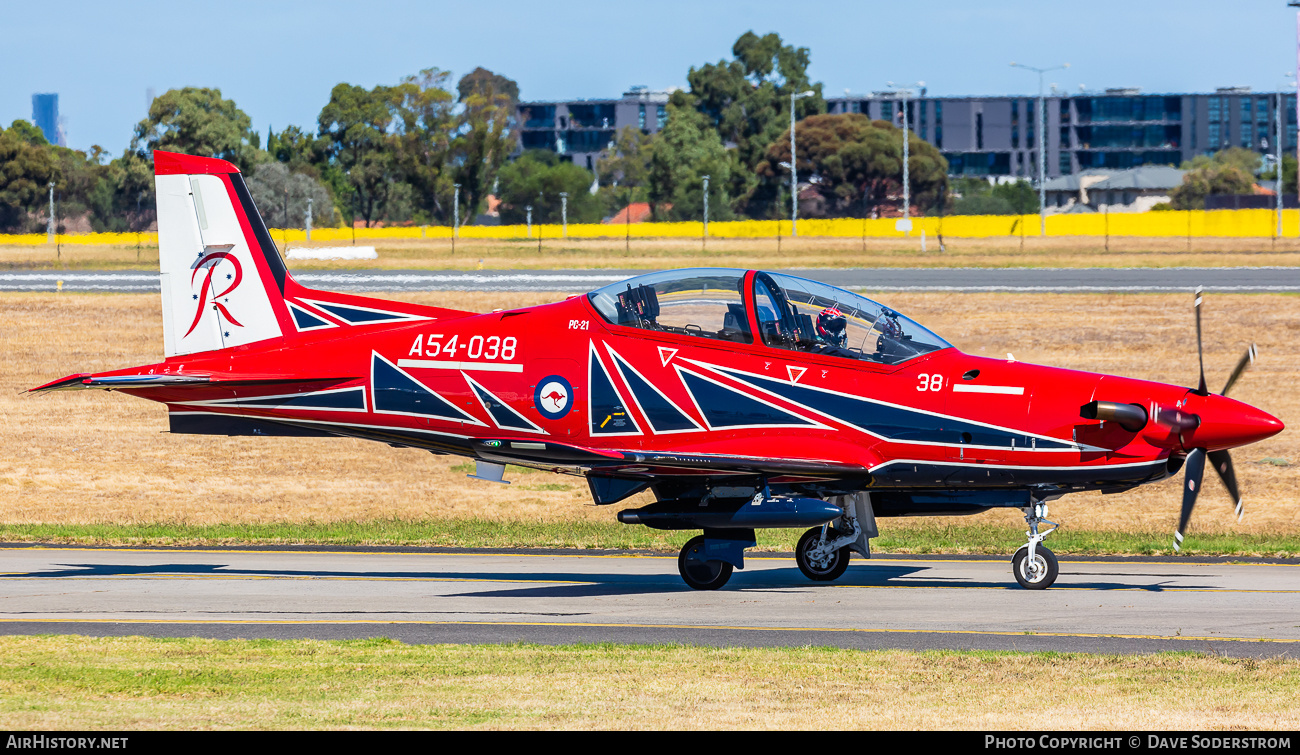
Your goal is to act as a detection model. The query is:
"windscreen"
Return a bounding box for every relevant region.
[755,272,951,365]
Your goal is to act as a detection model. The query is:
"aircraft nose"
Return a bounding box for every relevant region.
[1182,393,1285,451]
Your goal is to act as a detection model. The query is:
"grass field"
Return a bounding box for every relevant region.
[0,289,1295,554]
[0,636,1296,730]
[7,234,1300,271]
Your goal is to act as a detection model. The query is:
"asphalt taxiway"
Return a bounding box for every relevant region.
[0,546,1295,657]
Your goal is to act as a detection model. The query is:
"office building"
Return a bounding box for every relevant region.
[515,86,673,171]
[31,93,64,146]
[517,86,1299,181]
[827,87,1298,179]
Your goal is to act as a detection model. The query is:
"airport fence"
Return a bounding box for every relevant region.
[3,208,1299,246]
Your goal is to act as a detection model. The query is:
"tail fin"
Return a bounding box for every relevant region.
[155,151,292,357]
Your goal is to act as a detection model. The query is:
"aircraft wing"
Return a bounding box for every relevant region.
[471,439,869,479]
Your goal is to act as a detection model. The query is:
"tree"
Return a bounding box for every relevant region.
[684,31,825,216]
[496,150,601,225]
[1170,149,1258,210]
[0,121,57,231]
[318,82,403,226]
[267,124,328,180]
[756,113,947,218]
[387,68,457,224]
[457,67,519,108]
[451,67,518,225]
[646,94,733,221]
[246,162,337,229]
[130,87,264,168]
[596,126,655,216]
[949,177,1038,215]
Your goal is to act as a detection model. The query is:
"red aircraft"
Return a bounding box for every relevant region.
[31,152,1284,590]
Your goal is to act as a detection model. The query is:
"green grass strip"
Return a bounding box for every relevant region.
[0,636,1297,730]
[0,520,1295,557]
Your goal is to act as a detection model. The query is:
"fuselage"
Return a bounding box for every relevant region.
[75,268,1282,504]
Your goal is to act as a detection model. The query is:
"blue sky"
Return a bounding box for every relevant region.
[4,0,1297,153]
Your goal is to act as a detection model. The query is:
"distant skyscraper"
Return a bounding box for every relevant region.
[32,93,62,146]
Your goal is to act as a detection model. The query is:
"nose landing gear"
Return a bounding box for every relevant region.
[1012,503,1059,589]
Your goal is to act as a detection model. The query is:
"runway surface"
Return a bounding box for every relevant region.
[4,267,1300,293]
[1,546,1296,657]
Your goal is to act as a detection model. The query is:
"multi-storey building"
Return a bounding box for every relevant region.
[31,93,63,146]
[827,87,1298,179]
[515,86,673,172]
[516,86,1299,179]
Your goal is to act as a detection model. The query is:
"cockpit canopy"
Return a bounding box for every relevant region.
[586,268,951,366]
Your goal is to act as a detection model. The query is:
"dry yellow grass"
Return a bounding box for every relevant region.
[0,636,1297,730]
[0,290,1296,538]
[7,234,1300,271]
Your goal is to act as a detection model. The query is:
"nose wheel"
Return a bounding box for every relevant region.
[1012,502,1060,589]
[1012,544,1059,589]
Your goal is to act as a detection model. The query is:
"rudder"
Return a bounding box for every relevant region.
[155,151,292,357]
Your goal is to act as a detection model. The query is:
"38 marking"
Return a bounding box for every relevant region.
[917,373,945,392]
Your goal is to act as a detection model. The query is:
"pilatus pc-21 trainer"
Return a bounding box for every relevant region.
[32,152,1284,590]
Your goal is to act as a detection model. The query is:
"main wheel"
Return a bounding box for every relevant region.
[1012,545,1059,590]
[795,526,851,582]
[678,535,733,590]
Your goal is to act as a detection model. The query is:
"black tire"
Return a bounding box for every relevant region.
[1012,545,1059,590]
[678,535,733,590]
[795,526,851,582]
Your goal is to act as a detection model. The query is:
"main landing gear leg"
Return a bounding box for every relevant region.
[795,493,876,582]
[1012,502,1059,590]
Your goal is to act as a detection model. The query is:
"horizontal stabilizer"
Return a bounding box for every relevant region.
[29,371,357,393]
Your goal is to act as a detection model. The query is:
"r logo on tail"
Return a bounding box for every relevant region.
[185,249,245,338]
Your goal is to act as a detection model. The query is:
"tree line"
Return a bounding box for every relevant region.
[2,31,1062,234]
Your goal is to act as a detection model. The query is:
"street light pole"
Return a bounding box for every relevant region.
[789,90,815,237]
[560,192,569,238]
[702,175,710,240]
[887,81,925,233]
[1011,61,1069,236]
[47,181,55,244]
[453,183,461,238]
[306,197,313,242]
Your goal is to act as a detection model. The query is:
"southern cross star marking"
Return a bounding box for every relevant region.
[192,295,198,300]
[226,274,232,280]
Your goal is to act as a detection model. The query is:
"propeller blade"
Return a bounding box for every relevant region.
[1193,287,1207,395]
[1174,447,1206,552]
[1207,449,1243,522]
[1220,344,1257,397]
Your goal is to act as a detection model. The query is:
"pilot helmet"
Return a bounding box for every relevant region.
[816,306,847,346]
